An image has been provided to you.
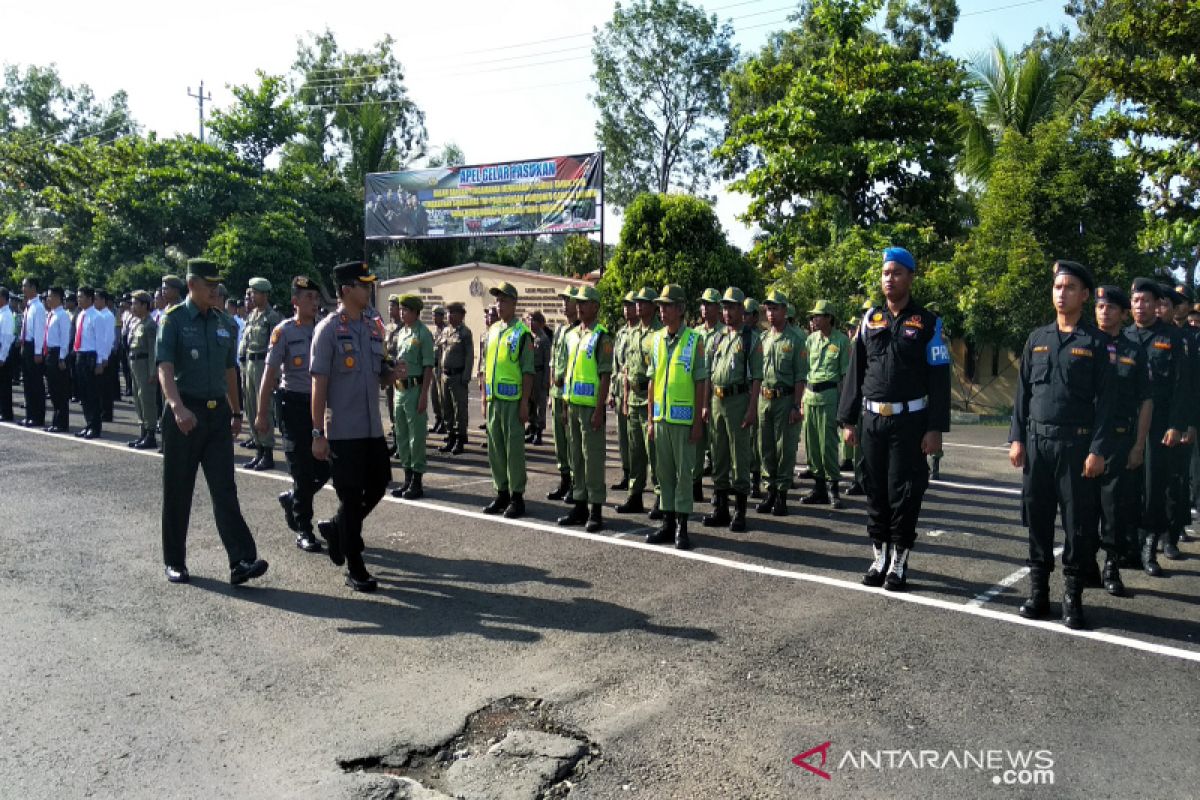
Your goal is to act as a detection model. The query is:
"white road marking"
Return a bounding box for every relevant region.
[432,476,497,490]
[9,424,1200,665]
[928,479,1021,496]
[968,546,1065,608]
[942,441,1011,452]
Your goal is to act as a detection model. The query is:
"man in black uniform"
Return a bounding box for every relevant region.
[838,247,951,591]
[1085,285,1152,597]
[156,259,268,586]
[256,276,330,553]
[1126,277,1189,577]
[1164,283,1198,558]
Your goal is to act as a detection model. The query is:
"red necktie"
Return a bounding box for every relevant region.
[43,310,51,356]
[74,309,84,351]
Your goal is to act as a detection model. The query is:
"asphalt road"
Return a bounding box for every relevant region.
[1,388,1198,799]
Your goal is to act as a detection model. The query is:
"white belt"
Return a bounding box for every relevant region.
[864,397,927,417]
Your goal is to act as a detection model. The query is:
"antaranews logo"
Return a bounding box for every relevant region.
[792,742,1055,787]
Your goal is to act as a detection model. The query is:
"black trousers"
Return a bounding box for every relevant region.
[44,347,70,429]
[1082,436,1140,564]
[0,346,13,419]
[1022,432,1099,576]
[102,354,118,418]
[121,345,132,395]
[74,352,102,433]
[328,437,392,558]
[1140,430,1179,534]
[161,397,257,569]
[861,409,930,549]
[1171,441,1191,533]
[20,342,46,424]
[278,390,330,533]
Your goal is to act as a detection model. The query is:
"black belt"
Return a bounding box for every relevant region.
[1030,420,1092,439]
[280,389,311,399]
[713,384,748,398]
[76,351,96,359]
[810,380,838,393]
[131,353,150,360]
[180,394,228,410]
[245,353,266,362]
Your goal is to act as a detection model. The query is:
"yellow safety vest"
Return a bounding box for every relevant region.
[652,327,699,425]
[565,323,608,407]
[484,319,529,401]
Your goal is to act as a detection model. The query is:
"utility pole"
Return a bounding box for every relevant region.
[187,82,212,143]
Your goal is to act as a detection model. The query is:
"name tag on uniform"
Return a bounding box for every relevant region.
[1153,341,1172,350]
[903,316,924,329]
[216,327,230,338]
[669,406,694,422]
[1118,356,1135,366]
[1033,345,1049,353]
[1070,347,1092,358]
[572,382,596,397]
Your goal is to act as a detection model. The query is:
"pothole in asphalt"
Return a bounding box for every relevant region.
[338,696,599,800]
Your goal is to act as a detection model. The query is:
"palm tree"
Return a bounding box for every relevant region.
[958,39,1101,183]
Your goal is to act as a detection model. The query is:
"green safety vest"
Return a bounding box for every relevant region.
[565,323,608,407]
[484,319,529,402]
[652,327,699,425]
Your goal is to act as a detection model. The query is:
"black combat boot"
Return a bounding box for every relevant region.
[253,448,275,471]
[692,479,705,503]
[243,448,263,470]
[1163,529,1182,560]
[483,490,511,515]
[703,491,731,527]
[391,469,413,498]
[317,519,344,566]
[1019,568,1050,619]
[750,472,763,499]
[1062,576,1086,630]
[771,490,789,517]
[558,501,589,526]
[646,512,675,544]
[133,431,157,450]
[547,471,572,501]
[503,492,526,519]
[585,504,604,533]
[862,541,889,587]
[278,491,297,531]
[884,546,909,591]
[648,495,664,520]
[730,493,748,533]
[402,472,424,500]
[1141,530,1163,577]
[295,529,322,553]
[674,514,692,550]
[438,436,457,454]
[616,493,645,514]
[829,481,843,510]
[451,437,466,454]
[755,488,777,514]
[800,478,829,505]
[344,553,378,593]
[1102,554,1126,597]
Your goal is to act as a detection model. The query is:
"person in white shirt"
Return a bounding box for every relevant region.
[0,287,14,421]
[42,287,73,432]
[19,277,47,427]
[73,287,106,438]
[94,290,117,422]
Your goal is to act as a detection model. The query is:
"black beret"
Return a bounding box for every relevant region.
[1095,285,1129,310]
[1131,277,1166,300]
[291,275,318,292]
[1052,260,1094,291]
[332,261,375,286]
[1169,284,1192,305]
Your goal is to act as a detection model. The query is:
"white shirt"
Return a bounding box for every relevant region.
[0,305,13,357]
[22,297,46,347]
[94,306,115,362]
[44,306,71,353]
[233,314,246,351]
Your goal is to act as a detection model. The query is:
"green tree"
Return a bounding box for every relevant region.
[426,142,466,168]
[0,63,137,144]
[592,0,736,207]
[208,72,301,169]
[204,211,316,306]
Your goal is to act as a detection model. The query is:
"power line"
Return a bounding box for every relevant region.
[187,81,213,143]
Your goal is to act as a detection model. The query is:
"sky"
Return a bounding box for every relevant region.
[4,0,1072,251]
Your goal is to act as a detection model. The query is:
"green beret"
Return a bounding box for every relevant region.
[700,288,722,304]
[398,293,423,312]
[248,277,272,293]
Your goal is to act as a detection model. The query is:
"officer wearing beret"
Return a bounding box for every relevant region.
[156,259,268,586]
[1164,283,1199,559]
[311,261,399,592]
[1126,277,1190,577]
[1009,260,1116,629]
[756,289,808,517]
[389,293,435,500]
[482,282,536,518]
[430,305,447,435]
[840,247,951,591]
[438,301,473,454]
[1085,284,1151,596]
[547,289,580,502]
[693,288,726,502]
[616,287,665,516]
[557,285,613,533]
[611,291,639,492]
[703,287,762,532]
[239,277,283,470]
[125,290,159,448]
[257,276,330,553]
[801,300,851,508]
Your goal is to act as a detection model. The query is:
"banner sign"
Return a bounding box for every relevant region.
[365,152,602,240]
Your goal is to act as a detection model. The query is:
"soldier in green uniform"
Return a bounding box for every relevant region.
[437,301,473,454]
[743,297,765,499]
[482,282,535,518]
[384,295,403,455]
[693,288,726,503]
[390,293,436,500]
[621,286,667,518]
[645,285,709,549]
[239,277,283,471]
[430,305,447,435]
[611,291,638,492]
[801,299,852,508]
[126,290,159,449]
[557,286,613,532]
[547,289,580,501]
[156,259,268,586]
[757,290,808,517]
[703,287,763,532]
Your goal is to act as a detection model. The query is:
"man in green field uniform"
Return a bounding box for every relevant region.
[437,301,473,454]
[429,305,447,434]
[239,277,283,471]
[645,284,709,550]
[390,293,436,500]
[482,282,535,519]
[693,288,726,503]
[757,289,808,517]
[801,299,851,509]
[704,287,763,533]
[558,286,613,533]
[743,297,765,498]
[547,289,580,501]
[617,286,665,517]
[156,259,267,586]
[611,291,639,492]
[125,290,159,449]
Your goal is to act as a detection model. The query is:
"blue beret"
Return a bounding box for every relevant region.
[883,247,916,272]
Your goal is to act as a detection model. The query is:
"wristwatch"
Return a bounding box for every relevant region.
[311,428,325,439]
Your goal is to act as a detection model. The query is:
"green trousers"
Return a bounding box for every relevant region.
[443,375,469,440]
[393,385,428,473]
[487,399,526,493]
[759,396,800,492]
[711,392,753,494]
[691,420,710,481]
[131,361,159,434]
[802,389,840,481]
[628,404,654,495]
[569,404,607,503]
[653,421,696,514]
[243,358,274,448]
[552,396,571,474]
[616,409,631,478]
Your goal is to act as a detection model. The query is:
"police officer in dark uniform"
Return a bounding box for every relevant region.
[838,247,951,591]
[1164,283,1199,559]
[1008,261,1116,629]
[156,258,268,586]
[1126,277,1189,577]
[257,276,330,553]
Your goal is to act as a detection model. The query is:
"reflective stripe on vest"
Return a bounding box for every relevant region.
[484,319,529,401]
[652,327,698,425]
[565,323,608,407]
